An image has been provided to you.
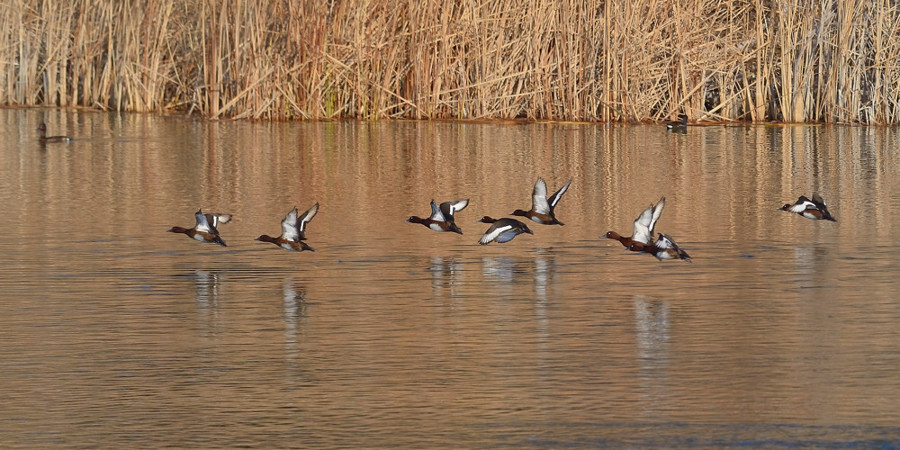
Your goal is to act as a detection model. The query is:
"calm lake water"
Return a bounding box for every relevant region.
[2,109,900,447]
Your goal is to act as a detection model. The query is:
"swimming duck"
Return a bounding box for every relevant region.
[37,123,72,143]
[604,197,665,251]
[512,178,572,225]
[666,114,688,133]
[407,199,469,234]
[779,194,836,221]
[168,209,232,246]
[478,216,534,244]
[632,233,692,262]
[256,203,319,251]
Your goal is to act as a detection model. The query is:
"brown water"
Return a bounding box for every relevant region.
[2,109,900,447]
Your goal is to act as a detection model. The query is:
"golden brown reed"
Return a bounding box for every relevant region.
[2,0,900,123]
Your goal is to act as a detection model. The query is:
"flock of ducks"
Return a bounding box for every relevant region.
[164,175,837,264]
[167,204,320,251]
[36,121,837,261]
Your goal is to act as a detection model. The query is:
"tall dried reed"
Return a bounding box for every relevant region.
[2,0,900,123]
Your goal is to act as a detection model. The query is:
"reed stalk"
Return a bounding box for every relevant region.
[2,0,900,123]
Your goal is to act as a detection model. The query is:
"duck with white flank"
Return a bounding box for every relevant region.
[512,178,572,225]
[477,216,533,245]
[779,194,836,221]
[256,203,319,252]
[168,209,232,247]
[604,196,666,252]
[407,199,469,234]
[632,233,692,262]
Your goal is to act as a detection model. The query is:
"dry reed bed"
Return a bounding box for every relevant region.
[2,0,899,123]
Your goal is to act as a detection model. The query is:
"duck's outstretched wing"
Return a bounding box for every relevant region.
[281,208,300,241]
[547,179,572,210]
[439,199,468,219]
[194,209,216,234]
[480,222,512,244]
[531,178,550,214]
[632,197,665,244]
[201,212,231,229]
[655,233,691,262]
[296,202,319,239]
[787,196,816,213]
[479,218,531,244]
[427,200,446,222]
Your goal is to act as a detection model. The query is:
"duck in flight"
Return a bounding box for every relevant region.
[631,233,692,262]
[407,199,469,234]
[168,209,232,246]
[477,216,533,244]
[604,197,666,251]
[256,203,319,251]
[512,178,572,225]
[779,194,836,221]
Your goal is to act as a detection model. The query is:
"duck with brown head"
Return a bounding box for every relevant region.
[407,199,469,234]
[168,209,231,247]
[604,196,666,251]
[511,178,572,225]
[256,203,319,252]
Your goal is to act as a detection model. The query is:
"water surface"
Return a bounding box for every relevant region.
[1,110,900,447]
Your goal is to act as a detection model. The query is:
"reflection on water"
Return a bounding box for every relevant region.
[634,295,671,420]
[429,256,461,294]
[1,110,900,447]
[193,269,222,336]
[533,255,553,302]
[282,278,306,365]
[481,256,518,281]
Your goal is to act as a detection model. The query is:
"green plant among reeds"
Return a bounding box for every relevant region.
[2,0,900,123]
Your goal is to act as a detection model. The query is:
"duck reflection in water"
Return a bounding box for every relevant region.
[480,253,558,297]
[282,278,307,365]
[193,270,223,337]
[633,295,671,415]
[533,254,555,303]
[634,295,670,361]
[194,270,221,309]
[430,256,462,294]
[481,256,519,280]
